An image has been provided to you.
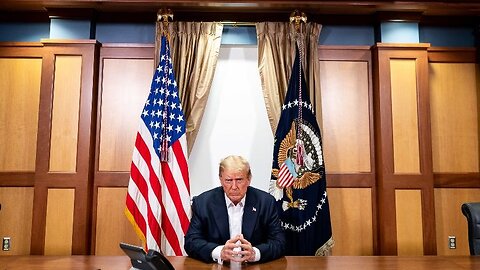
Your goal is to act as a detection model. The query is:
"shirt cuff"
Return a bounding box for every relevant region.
[252,247,261,262]
[212,245,224,264]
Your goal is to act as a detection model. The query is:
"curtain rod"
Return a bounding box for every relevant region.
[220,21,256,26]
[156,19,256,27]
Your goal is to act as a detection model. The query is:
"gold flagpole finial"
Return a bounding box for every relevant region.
[157,8,173,26]
[157,8,173,39]
[289,10,307,32]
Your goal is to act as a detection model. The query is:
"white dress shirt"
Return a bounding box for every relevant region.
[211,194,261,264]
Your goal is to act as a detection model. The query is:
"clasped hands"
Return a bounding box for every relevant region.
[220,234,256,263]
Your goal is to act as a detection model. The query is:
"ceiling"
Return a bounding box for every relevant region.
[0,1,479,23]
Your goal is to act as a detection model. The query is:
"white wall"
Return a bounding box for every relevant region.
[188,45,274,196]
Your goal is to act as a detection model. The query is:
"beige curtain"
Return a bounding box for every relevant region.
[256,22,322,134]
[156,22,223,154]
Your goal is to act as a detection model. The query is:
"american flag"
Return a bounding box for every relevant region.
[125,35,191,256]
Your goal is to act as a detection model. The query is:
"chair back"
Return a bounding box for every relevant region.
[461,202,480,255]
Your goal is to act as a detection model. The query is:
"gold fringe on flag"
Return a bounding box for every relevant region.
[315,237,335,256]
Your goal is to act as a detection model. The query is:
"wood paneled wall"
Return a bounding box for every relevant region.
[435,188,480,255]
[395,190,424,255]
[49,56,82,173]
[98,57,153,172]
[44,188,75,255]
[0,42,478,257]
[95,187,143,255]
[29,40,99,255]
[92,44,154,255]
[328,188,373,255]
[0,43,44,255]
[320,57,371,174]
[0,40,99,255]
[428,48,480,255]
[0,57,42,172]
[390,59,421,174]
[319,46,376,255]
[373,43,436,255]
[0,187,34,255]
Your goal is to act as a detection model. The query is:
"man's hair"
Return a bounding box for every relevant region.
[218,155,252,178]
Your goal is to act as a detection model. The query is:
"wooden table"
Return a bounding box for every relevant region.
[0,255,479,269]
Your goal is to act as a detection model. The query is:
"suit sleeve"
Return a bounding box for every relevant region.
[184,197,219,263]
[255,194,286,262]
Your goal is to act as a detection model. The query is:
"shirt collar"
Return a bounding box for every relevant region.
[224,193,246,208]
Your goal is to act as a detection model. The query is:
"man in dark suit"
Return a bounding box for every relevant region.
[184,155,286,264]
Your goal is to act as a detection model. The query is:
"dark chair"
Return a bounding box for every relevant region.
[461,202,480,255]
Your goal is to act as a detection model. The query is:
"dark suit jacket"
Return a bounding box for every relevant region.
[184,186,286,263]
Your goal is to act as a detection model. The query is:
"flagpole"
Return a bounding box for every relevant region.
[289,9,307,65]
[157,8,173,40]
[157,8,175,163]
[289,10,308,166]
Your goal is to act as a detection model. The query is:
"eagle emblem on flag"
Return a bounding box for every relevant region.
[270,119,323,212]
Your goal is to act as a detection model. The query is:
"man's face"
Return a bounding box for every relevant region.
[220,168,251,205]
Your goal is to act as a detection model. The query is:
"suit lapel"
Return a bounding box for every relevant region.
[211,188,230,241]
[242,188,258,240]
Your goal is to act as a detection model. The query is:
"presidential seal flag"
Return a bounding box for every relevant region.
[269,45,334,255]
[125,34,191,256]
